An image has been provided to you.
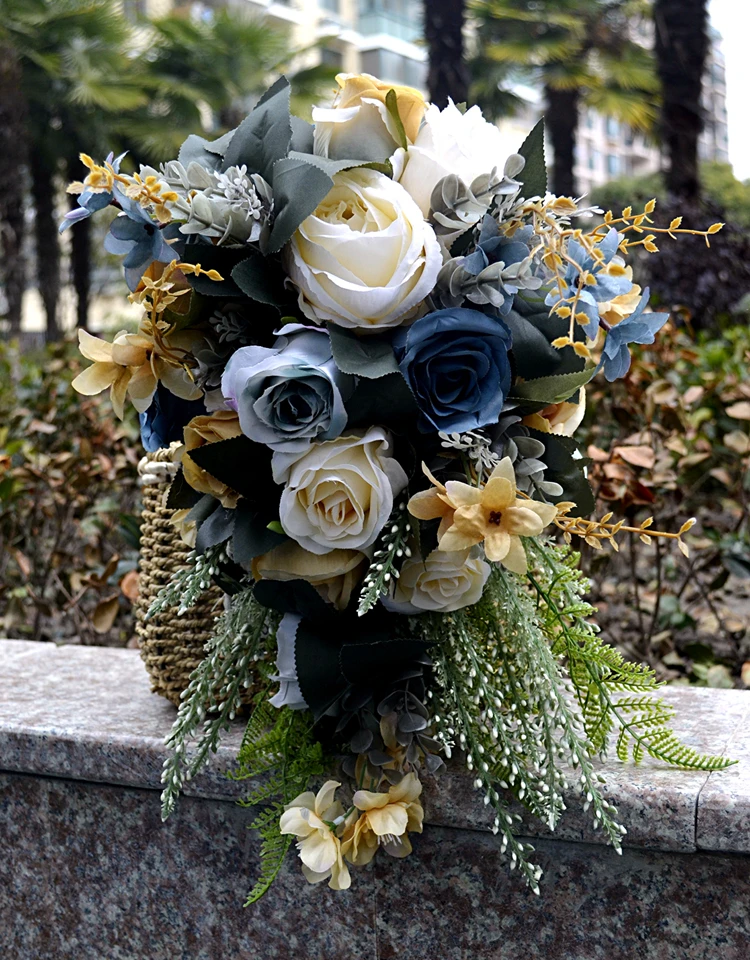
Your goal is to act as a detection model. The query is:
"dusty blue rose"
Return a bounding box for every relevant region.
[221,324,354,451]
[393,308,512,433]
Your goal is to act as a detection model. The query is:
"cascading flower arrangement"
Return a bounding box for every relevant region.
[66,73,732,900]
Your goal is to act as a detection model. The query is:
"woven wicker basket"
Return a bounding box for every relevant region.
[134,444,222,707]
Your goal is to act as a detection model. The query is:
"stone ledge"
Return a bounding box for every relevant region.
[0,639,748,854]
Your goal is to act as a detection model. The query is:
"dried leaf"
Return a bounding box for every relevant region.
[92,595,120,634]
[726,401,750,420]
[120,570,140,602]
[724,431,750,455]
[28,418,57,435]
[614,445,655,469]
[741,662,750,688]
[14,550,31,579]
[683,385,704,406]
[709,467,733,487]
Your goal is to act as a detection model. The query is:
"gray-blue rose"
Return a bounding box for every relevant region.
[221,324,354,451]
[393,308,512,433]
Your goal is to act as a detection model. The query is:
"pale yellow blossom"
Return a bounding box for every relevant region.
[432,457,558,574]
[279,781,351,890]
[343,773,424,864]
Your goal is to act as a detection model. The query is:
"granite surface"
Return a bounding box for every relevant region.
[0,770,377,960]
[1,639,750,960]
[1,639,748,854]
[2,770,749,960]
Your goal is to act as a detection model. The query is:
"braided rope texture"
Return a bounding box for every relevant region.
[134,446,222,707]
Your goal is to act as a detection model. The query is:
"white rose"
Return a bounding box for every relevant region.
[398,101,516,217]
[274,427,408,555]
[284,168,442,332]
[312,73,425,163]
[382,548,490,614]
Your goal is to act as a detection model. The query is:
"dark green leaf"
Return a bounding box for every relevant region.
[165,468,203,510]
[528,429,595,514]
[267,157,334,253]
[186,436,280,506]
[232,500,287,565]
[231,253,290,309]
[344,371,419,427]
[327,323,399,378]
[180,241,248,297]
[186,493,219,524]
[385,89,408,150]
[510,365,595,406]
[518,119,547,199]
[178,129,235,170]
[222,76,292,181]
[196,504,236,553]
[290,115,314,153]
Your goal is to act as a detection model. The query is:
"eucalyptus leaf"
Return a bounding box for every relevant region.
[290,115,314,153]
[222,76,292,181]
[518,119,547,199]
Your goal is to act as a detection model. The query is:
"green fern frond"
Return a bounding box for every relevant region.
[527,539,735,773]
[234,701,326,905]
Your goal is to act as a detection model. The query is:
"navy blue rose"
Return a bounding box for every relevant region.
[393,308,512,433]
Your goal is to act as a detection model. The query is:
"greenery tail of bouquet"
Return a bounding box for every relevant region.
[66,71,734,901]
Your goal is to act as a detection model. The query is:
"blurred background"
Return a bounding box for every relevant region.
[1,0,749,691]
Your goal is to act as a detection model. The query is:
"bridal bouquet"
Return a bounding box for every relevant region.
[67,73,730,900]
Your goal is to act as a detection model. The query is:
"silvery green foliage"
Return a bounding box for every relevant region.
[208,302,254,346]
[429,154,525,244]
[435,251,540,312]
[490,414,563,499]
[438,429,499,475]
[154,159,274,246]
[192,335,234,394]
[160,587,276,820]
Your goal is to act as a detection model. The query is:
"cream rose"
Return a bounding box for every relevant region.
[382,548,490,614]
[273,427,408,555]
[313,72,425,162]
[253,541,368,611]
[284,168,442,332]
[398,101,518,217]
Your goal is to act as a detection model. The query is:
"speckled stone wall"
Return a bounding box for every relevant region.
[1,640,749,960]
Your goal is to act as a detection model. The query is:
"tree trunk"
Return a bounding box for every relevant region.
[0,47,28,335]
[424,0,469,109]
[68,188,92,329]
[30,151,62,342]
[654,0,708,201]
[545,85,580,197]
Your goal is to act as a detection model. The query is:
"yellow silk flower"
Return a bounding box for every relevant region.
[279,781,351,890]
[343,772,424,865]
[430,457,558,574]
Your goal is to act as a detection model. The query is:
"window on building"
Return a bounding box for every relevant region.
[321,47,343,68]
[605,116,619,139]
[624,126,634,147]
[360,48,426,88]
[606,154,619,176]
[320,0,340,12]
[589,149,599,171]
[585,110,594,130]
[358,0,422,42]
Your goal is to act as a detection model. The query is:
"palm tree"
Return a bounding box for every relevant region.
[120,9,336,163]
[471,0,659,196]
[424,0,470,108]
[0,0,148,339]
[653,0,708,201]
[0,43,27,335]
